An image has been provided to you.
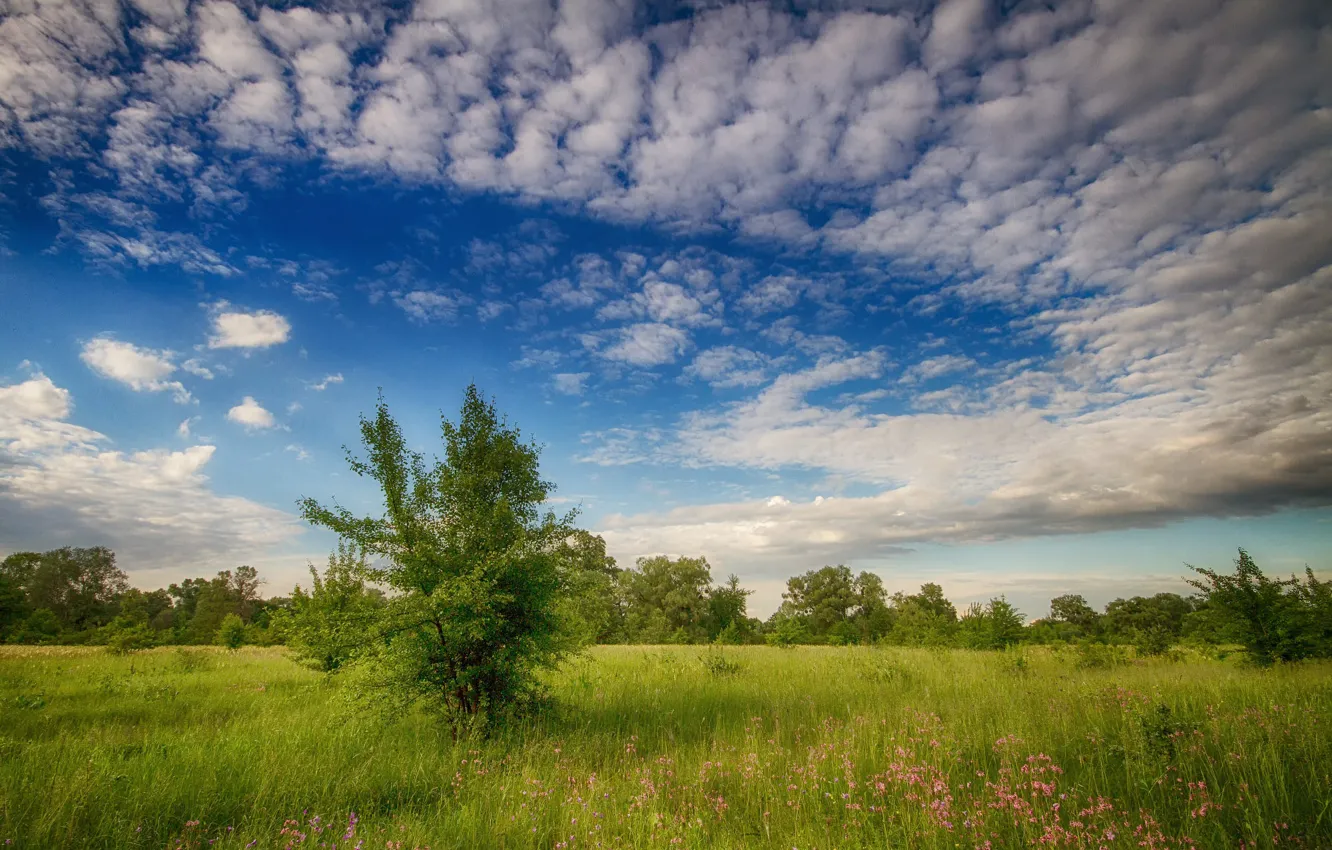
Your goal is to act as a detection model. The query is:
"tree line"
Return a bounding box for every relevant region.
[3,385,1329,731]
[4,540,1327,665]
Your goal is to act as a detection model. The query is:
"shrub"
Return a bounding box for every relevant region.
[287,542,384,672]
[699,648,743,677]
[105,622,156,655]
[1188,549,1328,664]
[216,614,246,650]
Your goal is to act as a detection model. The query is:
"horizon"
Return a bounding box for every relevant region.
[2,0,1330,620]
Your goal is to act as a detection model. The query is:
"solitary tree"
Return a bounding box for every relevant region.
[299,386,574,732]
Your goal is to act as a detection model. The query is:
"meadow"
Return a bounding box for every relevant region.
[1,645,1328,850]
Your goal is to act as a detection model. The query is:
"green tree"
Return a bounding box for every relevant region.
[187,575,239,643]
[288,541,386,672]
[555,531,623,645]
[10,608,61,644]
[887,583,958,646]
[21,547,128,633]
[217,613,246,650]
[117,588,174,629]
[853,572,893,643]
[0,566,31,638]
[958,597,1024,650]
[619,555,714,644]
[783,565,858,641]
[167,577,209,623]
[1187,549,1324,664]
[1103,593,1192,654]
[765,612,811,647]
[705,575,752,642]
[1049,594,1099,633]
[299,387,573,731]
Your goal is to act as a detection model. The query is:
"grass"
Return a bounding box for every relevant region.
[1,644,1329,849]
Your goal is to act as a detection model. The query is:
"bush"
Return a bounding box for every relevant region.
[765,616,810,647]
[105,622,156,655]
[1188,549,1329,664]
[1074,642,1128,669]
[8,608,60,645]
[699,648,742,677]
[1133,627,1173,657]
[286,542,384,672]
[216,614,246,650]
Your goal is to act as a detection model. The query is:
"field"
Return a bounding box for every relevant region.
[1,645,1329,849]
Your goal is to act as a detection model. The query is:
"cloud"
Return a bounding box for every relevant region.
[0,374,72,421]
[207,305,292,349]
[180,359,214,379]
[0,375,298,575]
[310,372,343,391]
[392,290,459,323]
[4,0,1332,584]
[595,323,691,368]
[598,279,719,328]
[902,354,976,383]
[285,443,310,461]
[80,337,192,403]
[684,347,772,389]
[177,417,198,438]
[226,396,276,430]
[553,372,590,395]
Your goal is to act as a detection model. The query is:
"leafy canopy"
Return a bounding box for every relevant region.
[299,386,574,730]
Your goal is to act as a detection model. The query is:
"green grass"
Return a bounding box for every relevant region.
[1,645,1328,849]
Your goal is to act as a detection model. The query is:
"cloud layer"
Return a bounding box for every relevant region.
[2,0,1329,582]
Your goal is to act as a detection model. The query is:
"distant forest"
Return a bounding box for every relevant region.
[2,538,1328,664]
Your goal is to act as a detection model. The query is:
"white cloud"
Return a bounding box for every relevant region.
[599,280,718,328]
[0,374,74,422]
[177,416,198,438]
[80,337,192,403]
[285,443,310,461]
[392,290,458,323]
[226,396,276,430]
[4,0,1332,580]
[310,372,343,391]
[553,372,590,395]
[684,346,771,389]
[0,375,298,574]
[180,358,214,379]
[902,354,976,383]
[207,305,292,349]
[598,323,691,367]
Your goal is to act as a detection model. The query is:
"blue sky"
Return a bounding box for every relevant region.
[1,0,1329,617]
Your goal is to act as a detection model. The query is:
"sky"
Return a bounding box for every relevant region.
[1,0,1330,618]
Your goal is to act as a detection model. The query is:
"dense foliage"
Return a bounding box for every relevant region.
[298,386,575,731]
[6,543,1326,666]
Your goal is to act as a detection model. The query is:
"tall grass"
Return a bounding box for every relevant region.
[1,645,1328,848]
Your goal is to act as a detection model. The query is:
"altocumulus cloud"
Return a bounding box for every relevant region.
[1,0,1330,581]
